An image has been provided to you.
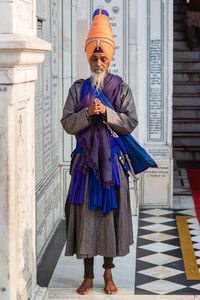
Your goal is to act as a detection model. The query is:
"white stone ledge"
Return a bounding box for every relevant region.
[48,288,199,300]
[0,67,37,84]
[0,34,51,51]
[0,34,51,68]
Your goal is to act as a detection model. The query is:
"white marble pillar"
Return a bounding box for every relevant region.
[0,1,51,300]
[136,0,173,207]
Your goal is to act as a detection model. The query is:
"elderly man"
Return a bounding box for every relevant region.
[61,9,138,295]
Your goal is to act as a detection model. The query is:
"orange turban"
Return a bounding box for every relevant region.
[85,9,115,64]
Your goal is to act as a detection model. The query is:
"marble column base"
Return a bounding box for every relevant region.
[31,285,48,300]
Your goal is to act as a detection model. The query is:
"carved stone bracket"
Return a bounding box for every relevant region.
[0,34,51,84]
[31,284,48,300]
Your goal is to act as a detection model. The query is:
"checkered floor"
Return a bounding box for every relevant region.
[135,208,200,295]
[187,217,200,270]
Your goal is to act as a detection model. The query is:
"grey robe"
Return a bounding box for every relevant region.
[61,78,138,259]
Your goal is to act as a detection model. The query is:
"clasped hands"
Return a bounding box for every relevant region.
[87,98,106,116]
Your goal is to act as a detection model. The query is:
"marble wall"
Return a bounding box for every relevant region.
[137,0,173,206]
[35,0,62,261]
[0,0,51,297]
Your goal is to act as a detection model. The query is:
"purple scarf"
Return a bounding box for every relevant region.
[75,73,123,188]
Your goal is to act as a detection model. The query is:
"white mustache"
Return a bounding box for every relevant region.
[94,67,104,72]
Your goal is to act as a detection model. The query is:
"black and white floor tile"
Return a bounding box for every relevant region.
[187,217,200,273]
[135,208,200,295]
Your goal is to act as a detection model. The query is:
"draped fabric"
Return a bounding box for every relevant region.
[75,73,122,188]
[68,73,122,215]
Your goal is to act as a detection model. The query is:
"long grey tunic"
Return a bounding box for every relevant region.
[61,78,138,259]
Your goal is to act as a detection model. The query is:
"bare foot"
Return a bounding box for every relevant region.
[103,269,118,294]
[76,278,93,295]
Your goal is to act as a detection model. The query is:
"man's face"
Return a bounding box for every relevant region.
[89,54,109,74]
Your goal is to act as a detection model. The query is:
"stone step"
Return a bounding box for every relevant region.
[173,5,200,155]
[174,145,200,149]
[174,61,200,71]
[173,134,200,147]
[174,57,200,63]
[48,289,135,299]
[173,72,200,81]
[48,288,199,299]
[173,107,200,119]
[174,13,185,22]
[173,121,200,133]
[174,149,200,161]
[173,139,200,147]
[173,83,200,93]
[174,31,186,41]
[174,40,200,50]
[174,4,187,13]
[173,92,200,98]
[174,21,185,32]
[174,69,200,74]
[174,50,200,60]
[174,81,200,85]
[173,107,200,116]
[173,96,200,105]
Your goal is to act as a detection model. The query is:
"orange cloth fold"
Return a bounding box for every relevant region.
[85,10,115,64]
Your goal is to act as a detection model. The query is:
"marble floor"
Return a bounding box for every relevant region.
[135,206,200,295]
[47,195,200,299]
[134,185,200,296]
[173,195,194,209]
[48,215,138,291]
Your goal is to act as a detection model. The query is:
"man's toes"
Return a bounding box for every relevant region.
[81,288,89,295]
[82,289,89,295]
[77,287,89,295]
[105,287,117,294]
[104,287,110,294]
[111,286,118,294]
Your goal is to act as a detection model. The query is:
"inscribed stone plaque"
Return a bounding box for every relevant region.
[35,24,44,183]
[147,0,164,142]
[51,0,59,167]
[36,168,61,257]
[36,192,46,255]
[45,179,54,238]
[53,170,61,223]
[35,6,59,185]
[146,147,170,160]
[142,160,170,205]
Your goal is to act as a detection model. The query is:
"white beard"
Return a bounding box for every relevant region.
[91,70,106,92]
